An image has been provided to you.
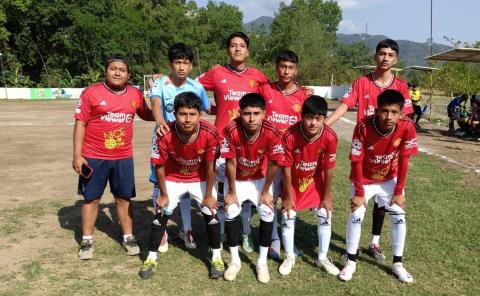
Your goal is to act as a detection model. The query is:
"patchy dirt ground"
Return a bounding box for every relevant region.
[0,99,478,293]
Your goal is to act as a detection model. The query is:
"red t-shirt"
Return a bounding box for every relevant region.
[74,82,152,160]
[221,119,284,181]
[279,123,338,210]
[198,65,269,131]
[341,74,413,122]
[259,82,308,133]
[151,120,219,182]
[349,116,418,184]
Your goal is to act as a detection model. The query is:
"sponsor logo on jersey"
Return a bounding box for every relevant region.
[370,151,398,165]
[363,105,376,117]
[294,160,317,172]
[238,156,260,168]
[351,139,362,156]
[101,112,133,123]
[103,128,125,149]
[272,144,284,154]
[224,89,247,101]
[267,111,298,125]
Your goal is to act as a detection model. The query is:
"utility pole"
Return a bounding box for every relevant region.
[429,0,433,56]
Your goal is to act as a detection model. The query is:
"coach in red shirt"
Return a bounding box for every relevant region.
[72,55,154,260]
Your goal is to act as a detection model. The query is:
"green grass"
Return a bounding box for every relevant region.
[1,141,479,295]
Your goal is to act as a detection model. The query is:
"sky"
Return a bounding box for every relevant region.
[194,0,478,46]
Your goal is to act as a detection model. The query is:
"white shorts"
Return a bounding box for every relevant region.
[215,158,226,183]
[349,178,405,213]
[163,181,217,215]
[224,177,273,207]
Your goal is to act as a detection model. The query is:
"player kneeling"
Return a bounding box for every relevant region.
[139,92,224,280]
[221,93,284,283]
[338,90,418,284]
[278,96,340,277]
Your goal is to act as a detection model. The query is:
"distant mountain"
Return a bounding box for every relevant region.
[336,33,452,66]
[243,17,453,66]
[243,16,274,32]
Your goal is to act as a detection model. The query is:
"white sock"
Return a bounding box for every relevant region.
[123,234,133,242]
[147,251,158,261]
[240,203,252,235]
[180,194,192,233]
[316,209,332,261]
[229,246,241,264]
[281,213,296,257]
[212,248,222,260]
[271,210,280,241]
[390,214,406,256]
[346,206,366,254]
[258,246,269,264]
[371,235,380,245]
[82,235,93,243]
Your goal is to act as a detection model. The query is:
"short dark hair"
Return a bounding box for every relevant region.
[174,91,202,113]
[104,54,130,72]
[276,50,299,65]
[226,32,249,48]
[376,39,399,55]
[301,95,328,117]
[377,89,405,109]
[168,43,194,62]
[461,94,469,101]
[239,93,265,110]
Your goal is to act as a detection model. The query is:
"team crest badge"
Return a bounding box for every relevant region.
[393,138,401,147]
[130,100,137,109]
[197,149,205,155]
[248,80,256,88]
[292,103,301,113]
[257,149,265,154]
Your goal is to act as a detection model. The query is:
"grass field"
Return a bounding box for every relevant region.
[1,137,479,296]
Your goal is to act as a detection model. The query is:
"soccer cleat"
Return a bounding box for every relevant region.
[279,254,295,275]
[122,235,140,256]
[224,262,242,281]
[268,239,281,259]
[392,262,414,284]
[256,261,270,283]
[78,239,94,260]
[242,234,254,253]
[294,244,302,257]
[338,260,357,282]
[158,232,169,253]
[179,230,197,249]
[138,258,157,279]
[316,258,340,276]
[365,243,386,262]
[210,258,225,279]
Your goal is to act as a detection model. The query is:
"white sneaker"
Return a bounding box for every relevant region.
[224,262,242,281]
[279,254,295,275]
[338,260,357,282]
[317,258,340,276]
[256,262,270,283]
[392,262,414,284]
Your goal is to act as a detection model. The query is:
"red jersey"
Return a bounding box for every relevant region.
[341,74,413,122]
[349,116,418,184]
[151,120,219,182]
[75,82,152,160]
[221,119,284,181]
[279,123,338,210]
[259,82,308,133]
[198,65,269,131]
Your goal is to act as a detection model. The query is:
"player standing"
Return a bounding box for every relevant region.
[220,93,284,283]
[198,32,269,252]
[338,90,418,284]
[150,43,211,252]
[139,92,223,280]
[258,50,308,258]
[73,55,154,259]
[278,96,340,277]
[325,39,413,262]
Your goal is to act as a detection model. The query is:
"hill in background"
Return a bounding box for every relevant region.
[244,16,452,66]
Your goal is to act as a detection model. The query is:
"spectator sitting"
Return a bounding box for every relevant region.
[447,94,468,133]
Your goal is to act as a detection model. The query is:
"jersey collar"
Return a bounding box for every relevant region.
[373,116,396,137]
[300,123,324,143]
[103,82,128,95]
[174,123,200,144]
[226,64,248,75]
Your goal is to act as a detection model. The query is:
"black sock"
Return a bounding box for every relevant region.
[372,202,386,236]
[259,220,274,247]
[148,213,170,252]
[225,215,241,247]
[347,253,357,262]
[393,256,403,263]
[203,212,221,249]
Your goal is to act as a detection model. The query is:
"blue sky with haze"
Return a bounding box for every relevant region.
[194,0,477,46]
